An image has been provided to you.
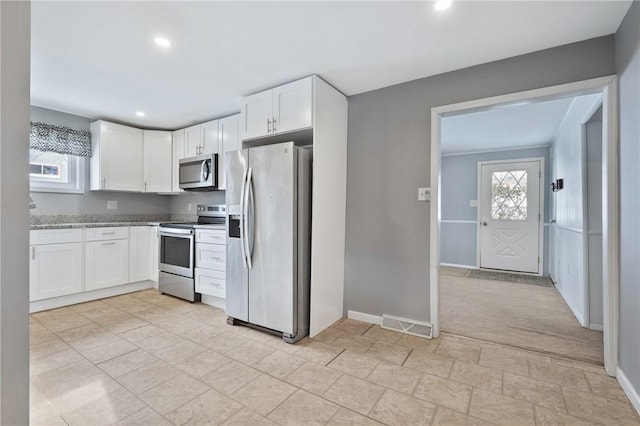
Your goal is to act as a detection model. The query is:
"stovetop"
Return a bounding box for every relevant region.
[160,204,226,229]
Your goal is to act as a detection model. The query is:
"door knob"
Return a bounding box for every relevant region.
[482,222,488,226]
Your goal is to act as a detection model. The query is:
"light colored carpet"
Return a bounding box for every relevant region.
[440,267,604,365]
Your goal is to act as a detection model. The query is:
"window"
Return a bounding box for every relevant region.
[29,149,85,193]
[491,170,528,221]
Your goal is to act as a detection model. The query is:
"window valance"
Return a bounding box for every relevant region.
[30,122,92,157]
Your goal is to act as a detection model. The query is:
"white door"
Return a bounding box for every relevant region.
[479,160,541,273]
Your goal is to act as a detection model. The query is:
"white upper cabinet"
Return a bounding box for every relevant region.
[201,120,219,155]
[217,114,240,190]
[184,124,201,158]
[241,90,274,140]
[143,130,172,193]
[240,77,313,141]
[172,129,185,193]
[90,121,144,192]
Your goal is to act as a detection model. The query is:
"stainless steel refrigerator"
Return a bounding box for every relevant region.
[225,141,312,343]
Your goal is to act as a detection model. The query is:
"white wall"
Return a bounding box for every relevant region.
[549,94,601,327]
[0,1,31,423]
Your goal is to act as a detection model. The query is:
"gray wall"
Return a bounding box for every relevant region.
[30,106,172,216]
[344,35,616,322]
[548,94,602,327]
[615,0,640,403]
[440,147,551,274]
[0,1,30,423]
[169,191,226,215]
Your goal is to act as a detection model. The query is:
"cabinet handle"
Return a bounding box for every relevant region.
[32,247,36,260]
[272,117,277,132]
[102,242,116,246]
[267,118,272,133]
[144,181,147,192]
[101,232,116,235]
[102,177,106,189]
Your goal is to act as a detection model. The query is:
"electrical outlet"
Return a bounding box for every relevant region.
[418,187,430,202]
[470,200,478,207]
[107,200,118,210]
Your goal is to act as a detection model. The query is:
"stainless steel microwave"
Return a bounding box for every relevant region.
[179,154,218,191]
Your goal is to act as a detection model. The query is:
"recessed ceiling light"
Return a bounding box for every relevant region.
[135,111,146,117]
[154,37,171,48]
[434,0,452,11]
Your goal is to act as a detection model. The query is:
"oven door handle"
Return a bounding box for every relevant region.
[159,228,194,237]
[239,166,249,269]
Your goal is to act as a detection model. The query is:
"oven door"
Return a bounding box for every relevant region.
[158,228,194,278]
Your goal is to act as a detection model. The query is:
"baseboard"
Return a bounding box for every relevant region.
[347,310,382,325]
[617,367,640,416]
[555,285,586,327]
[201,294,226,310]
[440,262,477,270]
[30,280,154,313]
[589,323,603,331]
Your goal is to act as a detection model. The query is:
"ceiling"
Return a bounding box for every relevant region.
[440,93,602,155]
[31,1,631,130]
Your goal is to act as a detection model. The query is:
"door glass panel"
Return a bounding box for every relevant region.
[160,236,191,268]
[491,170,528,220]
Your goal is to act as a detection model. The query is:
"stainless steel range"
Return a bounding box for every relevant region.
[158,204,226,302]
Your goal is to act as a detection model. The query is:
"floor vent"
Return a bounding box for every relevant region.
[381,314,433,339]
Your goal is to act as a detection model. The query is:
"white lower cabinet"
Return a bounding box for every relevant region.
[195,228,227,298]
[195,268,226,299]
[30,242,83,301]
[85,238,129,291]
[129,226,153,283]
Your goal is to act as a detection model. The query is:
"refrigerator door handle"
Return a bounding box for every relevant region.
[239,166,249,269]
[244,167,254,269]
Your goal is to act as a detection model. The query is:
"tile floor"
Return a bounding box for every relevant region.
[30,289,640,425]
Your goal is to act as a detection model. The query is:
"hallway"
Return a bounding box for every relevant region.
[440,267,604,365]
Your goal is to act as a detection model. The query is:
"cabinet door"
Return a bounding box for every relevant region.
[240,89,273,140]
[272,77,313,135]
[184,124,202,158]
[201,120,219,155]
[143,131,172,193]
[30,243,83,301]
[150,226,159,282]
[85,239,129,290]
[217,114,240,190]
[100,122,144,192]
[172,129,185,193]
[129,227,152,283]
[195,268,226,298]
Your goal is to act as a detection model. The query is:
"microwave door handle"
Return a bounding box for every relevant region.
[243,167,253,269]
[239,166,248,269]
[200,160,209,182]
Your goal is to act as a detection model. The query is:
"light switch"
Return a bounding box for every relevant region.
[107,200,118,210]
[469,200,478,207]
[418,187,430,202]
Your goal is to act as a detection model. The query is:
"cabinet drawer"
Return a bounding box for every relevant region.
[195,268,225,298]
[195,229,226,244]
[85,226,129,241]
[30,228,83,245]
[196,243,226,271]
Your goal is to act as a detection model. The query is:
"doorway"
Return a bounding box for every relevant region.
[429,76,619,374]
[478,159,542,274]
